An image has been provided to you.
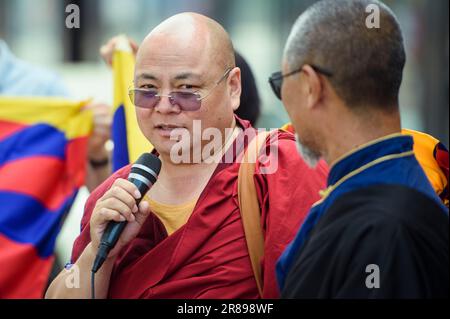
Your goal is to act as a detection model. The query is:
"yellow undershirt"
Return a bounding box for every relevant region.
[145,196,197,235]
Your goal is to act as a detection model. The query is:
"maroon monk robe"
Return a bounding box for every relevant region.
[71,117,328,298]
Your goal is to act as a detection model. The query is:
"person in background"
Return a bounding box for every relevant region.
[0,39,112,191]
[272,0,448,298]
[234,51,260,126]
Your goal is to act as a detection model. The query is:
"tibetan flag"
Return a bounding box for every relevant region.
[0,97,92,298]
[112,36,153,172]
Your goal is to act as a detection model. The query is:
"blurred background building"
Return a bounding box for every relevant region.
[1,0,448,267]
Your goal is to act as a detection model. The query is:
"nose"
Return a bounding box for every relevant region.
[154,94,181,114]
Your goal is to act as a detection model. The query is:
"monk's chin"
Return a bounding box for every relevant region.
[149,136,177,155]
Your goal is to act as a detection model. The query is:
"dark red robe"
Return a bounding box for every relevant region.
[71,118,328,298]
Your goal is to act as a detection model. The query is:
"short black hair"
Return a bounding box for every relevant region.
[284,0,406,111]
[235,51,261,125]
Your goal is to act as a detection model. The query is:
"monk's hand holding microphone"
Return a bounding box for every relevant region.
[90,153,161,273]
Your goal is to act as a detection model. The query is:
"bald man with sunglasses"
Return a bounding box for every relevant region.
[46,12,327,299]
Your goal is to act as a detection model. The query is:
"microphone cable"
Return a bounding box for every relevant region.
[91,270,96,299]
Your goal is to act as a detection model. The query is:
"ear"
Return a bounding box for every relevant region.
[227,67,241,111]
[302,65,323,110]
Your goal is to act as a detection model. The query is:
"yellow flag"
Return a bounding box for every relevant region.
[112,35,153,171]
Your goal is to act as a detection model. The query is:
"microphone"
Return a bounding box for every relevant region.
[91,153,161,273]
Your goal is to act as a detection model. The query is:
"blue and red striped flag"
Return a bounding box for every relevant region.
[112,36,153,171]
[0,97,92,298]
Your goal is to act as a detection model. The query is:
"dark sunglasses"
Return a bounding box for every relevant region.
[268,64,333,100]
[129,68,232,111]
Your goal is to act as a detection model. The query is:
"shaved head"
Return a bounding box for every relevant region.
[138,13,235,72]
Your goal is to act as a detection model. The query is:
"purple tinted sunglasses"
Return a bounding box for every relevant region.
[129,68,232,111]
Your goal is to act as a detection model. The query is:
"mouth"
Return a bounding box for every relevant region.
[154,123,186,129]
[154,123,187,137]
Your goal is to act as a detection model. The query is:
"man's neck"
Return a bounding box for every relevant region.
[324,110,401,168]
[149,160,217,204]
